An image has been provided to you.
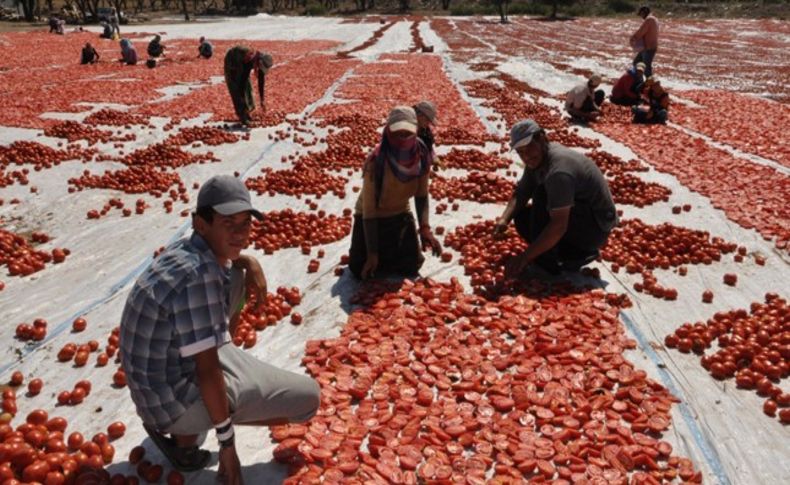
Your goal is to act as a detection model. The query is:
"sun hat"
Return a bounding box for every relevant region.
[387,106,418,134]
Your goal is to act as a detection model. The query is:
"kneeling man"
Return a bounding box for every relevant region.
[495,120,617,277]
[120,175,320,483]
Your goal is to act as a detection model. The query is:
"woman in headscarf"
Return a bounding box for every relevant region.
[223,45,273,126]
[119,39,137,65]
[348,106,443,280]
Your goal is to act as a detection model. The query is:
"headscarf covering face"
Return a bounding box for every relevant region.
[120,39,133,53]
[367,126,432,207]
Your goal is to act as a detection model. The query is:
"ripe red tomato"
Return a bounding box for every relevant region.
[67,432,84,450]
[27,378,43,396]
[107,422,125,440]
[9,371,23,386]
[72,317,87,332]
[167,470,185,485]
[26,409,48,426]
[74,380,92,395]
[128,445,145,464]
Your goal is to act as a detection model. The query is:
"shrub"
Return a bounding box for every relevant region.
[303,2,327,16]
[607,0,636,14]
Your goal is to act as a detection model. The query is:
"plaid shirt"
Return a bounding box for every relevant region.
[120,233,231,431]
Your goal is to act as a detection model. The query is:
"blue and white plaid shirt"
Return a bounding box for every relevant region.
[120,233,231,431]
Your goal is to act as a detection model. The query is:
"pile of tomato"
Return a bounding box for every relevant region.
[596,106,790,253]
[0,228,69,278]
[120,143,218,169]
[249,209,351,255]
[246,164,348,199]
[664,293,789,424]
[408,20,427,52]
[43,121,122,146]
[271,278,699,483]
[335,54,493,146]
[163,126,239,147]
[430,172,514,204]
[69,166,183,199]
[0,385,180,484]
[674,90,790,167]
[290,113,381,172]
[0,141,97,173]
[601,218,741,300]
[83,109,152,128]
[438,148,511,171]
[585,150,647,177]
[443,220,528,294]
[231,287,303,348]
[608,173,671,207]
[337,21,396,57]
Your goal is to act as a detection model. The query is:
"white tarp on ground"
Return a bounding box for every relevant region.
[1,17,788,485]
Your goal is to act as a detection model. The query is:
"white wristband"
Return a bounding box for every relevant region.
[216,426,234,442]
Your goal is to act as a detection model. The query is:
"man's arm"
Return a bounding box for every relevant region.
[495,178,531,236]
[194,347,243,485]
[631,19,648,43]
[193,346,231,425]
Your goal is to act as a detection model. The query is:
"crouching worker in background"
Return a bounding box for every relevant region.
[495,120,618,278]
[120,175,320,483]
[198,36,214,59]
[632,77,670,124]
[119,39,137,65]
[349,106,442,279]
[565,74,605,122]
[610,62,645,106]
[80,42,100,64]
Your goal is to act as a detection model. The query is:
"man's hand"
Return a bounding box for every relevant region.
[492,220,509,240]
[361,254,379,280]
[218,445,243,485]
[234,255,267,312]
[504,252,530,279]
[420,228,442,257]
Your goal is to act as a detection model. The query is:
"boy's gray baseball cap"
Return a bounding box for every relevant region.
[197,175,262,220]
[510,119,542,150]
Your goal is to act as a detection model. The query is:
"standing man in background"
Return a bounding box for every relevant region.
[630,6,659,78]
[224,46,274,126]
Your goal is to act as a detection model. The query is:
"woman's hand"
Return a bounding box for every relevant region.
[419,228,442,257]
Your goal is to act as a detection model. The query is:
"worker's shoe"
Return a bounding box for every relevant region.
[142,423,210,472]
